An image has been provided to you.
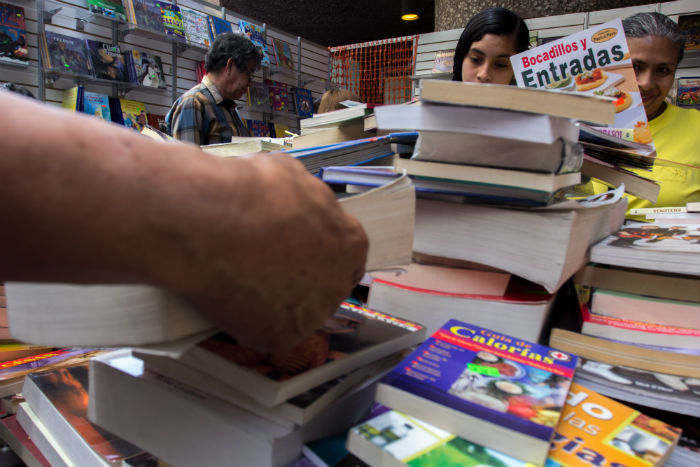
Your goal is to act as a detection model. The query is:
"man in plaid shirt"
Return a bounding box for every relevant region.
[166,33,261,145]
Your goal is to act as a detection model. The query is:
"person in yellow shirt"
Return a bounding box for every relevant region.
[588,12,700,219]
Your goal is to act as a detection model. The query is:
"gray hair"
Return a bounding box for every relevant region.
[623,12,684,64]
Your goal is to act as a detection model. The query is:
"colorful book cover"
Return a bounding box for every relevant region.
[547,382,681,467]
[130,0,164,34]
[377,320,578,463]
[147,113,167,133]
[510,19,653,145]
[85,40,129,82]
[207,15,231,38]
[265,79,293,112]
[118,98,148,131]
[43,31,92,76]
[155,0,185,41]
[82,91,112,122]
[294,87,314,118]
[431,50,454,73]
[245,118,271,137]
[273,38,294,71]
[238,20,270,66]
[247,81,270,108]
[678,13,700,51]
[126,49,166,89]
[677,76,700,109]
[0,2,29,65]
[87,0,127,22]
[26,365,156,464]
[0,349,102,388]
[179,6,211,48]
[591,223,700,256]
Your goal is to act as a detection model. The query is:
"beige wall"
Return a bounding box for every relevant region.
[435,0,660,31]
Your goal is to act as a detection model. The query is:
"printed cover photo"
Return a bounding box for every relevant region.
[598,223,700,253]
[86,40,129,82]
[0,2,29,64]
[44,31,92,76]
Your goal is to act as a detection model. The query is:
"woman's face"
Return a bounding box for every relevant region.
[627,35,679,120]
[461,33,518,85]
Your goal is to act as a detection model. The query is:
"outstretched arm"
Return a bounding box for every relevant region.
[0,91,368,352]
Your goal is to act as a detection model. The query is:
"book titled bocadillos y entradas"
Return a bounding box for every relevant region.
[375,319,578,465]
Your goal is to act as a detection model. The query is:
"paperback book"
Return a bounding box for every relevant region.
[207,15,231,38]
[81,91,112,122]
[85,40,129,82]
[43,31,92,76]
[375,319,578,465]
[238,20,270,66]
[0,2,29,65]
[125,48,166,89]
[273,38,295,71]
[179,6,211,48]
[114,98,148,131]
[155,0,185,41]
[294,87,314,118]
[87,0,127,22]
[246,118,272,137]
[127,0,165,34]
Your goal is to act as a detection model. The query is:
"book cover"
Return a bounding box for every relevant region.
[43,31,92,76]
[273,123,290,138]
[85,40,129,82]
[548,382,681,467]
[246,118,272,137]
[431,50,454,73]
[179,6,211,48]
[677,76,700,109]
[155,0,184,41]
[126,49,166,89]
[376,319,578,464]
[238,20,270,66]
[195,59,205,82]
[247,81,270,109]
[147,113,167,133]
[273,37,294,71]
[207,15,231,38]
[266,79,294,112]
[0,414,51,467]
[130,0,165,34]
[0,2,29,65]
[294,87,314,118]
[118,98,148,131]
[81,91,112,122]
[678,13,700,51]
[61,85,83,111]
[87,0,127,22]
[510,19,653,145]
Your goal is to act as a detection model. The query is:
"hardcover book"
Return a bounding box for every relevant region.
[266,79,294,112]
[87,0,127,22]
[294,87,314,118]
[85,40,129,82]
[61,85,83,111]
[207,15,231,38]
[179,6,211,48]
[134,301,426,407]
[375,319,578,465]
[116,98,149,131]
[273,38,295,71]
[128,0,165,34]
[125,48,166,89]
[43,31,92,76]
[155,0,185,41]
[247,81,271,109]
[81,91,112,122]
[246,118,272,137]
[0,2,29,65]
[677,76,700,109]
[238,20,270,66]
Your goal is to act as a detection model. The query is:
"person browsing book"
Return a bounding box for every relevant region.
[0,90,368,353]
[166,33,260,145]
[452,7,530,85]
[586,13,700,218]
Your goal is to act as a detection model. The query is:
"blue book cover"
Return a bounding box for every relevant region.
[81,91,112,122]
[0,2,29,65]
[294,87,314,118]
[44,31,92,76]
[208,15,231,39]
[238,20,270,66]
[377,319,578,464]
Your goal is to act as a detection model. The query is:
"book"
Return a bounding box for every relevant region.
[126,0,164,34]
[574,357,700,417]
[412,130,583,174]
[247,81,271,109]
[430,50,454,73]
[0,2,29,65]
[395,158,581,193]
[61,85,83,111]
[374,101,579,145]
[580,157,660,202]
[419,79,615,125]
[580,304,700,351]
[300,105,369,131]
[273,38,295,71]
[85,40,129,82]
[22,365,155,467]
[238,20,271,66]
[179,6,211,48]
[574,263,700,303]
[577,122,655,158]
[116,98,148,131]
[589,222,700,277]
[549,328,699,378]
[510,19,652,137]
[134,301,426,407]
[43,31,92,76]
[375,319,578,465]
[207,14,231,38]
[678,13,700,51]
[0,414,51,467]
[590,288,699,329]
[124,49,166,89]
[246,118,272,137]
[273,123,290,138]
[0,344,53,364]
[677,76,700,109]
[81,91,111,122]
[87,0,127,22]
[154,0,184,41]
[291,124,371,150]
[16,402,74,467]
[146,113,166,133]
[266,79,294,112]
[202,138,286,156]
[88,350,302,467]
[368,270,556,342]
[294,87,314,118]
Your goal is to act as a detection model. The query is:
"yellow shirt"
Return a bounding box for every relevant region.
[586,104,700,219]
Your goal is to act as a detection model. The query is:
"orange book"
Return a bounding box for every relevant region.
[549,382,681,467]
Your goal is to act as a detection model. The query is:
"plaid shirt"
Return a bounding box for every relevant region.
[166,75,249,145]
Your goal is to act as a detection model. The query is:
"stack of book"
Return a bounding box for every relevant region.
[345,320,682,467]
[293,105,374,149]
[550,221,700,465]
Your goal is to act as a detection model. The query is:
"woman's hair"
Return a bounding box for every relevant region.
[452,8,530,81]
[623,12,684,65]
[205,32,262,74]
[317,88,362,114]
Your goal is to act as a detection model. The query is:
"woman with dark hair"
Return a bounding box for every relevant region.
[452,7,530,85]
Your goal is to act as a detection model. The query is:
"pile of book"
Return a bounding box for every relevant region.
[345,319,683,467]
[293,104,375,149]
[549,220,700,466]
[324,79,627,343]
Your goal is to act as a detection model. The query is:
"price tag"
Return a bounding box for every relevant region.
[467,363,500,377]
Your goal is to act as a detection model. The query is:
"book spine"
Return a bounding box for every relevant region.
[629,206,688,215]
[583,306,700,336]
[558,139,584,174]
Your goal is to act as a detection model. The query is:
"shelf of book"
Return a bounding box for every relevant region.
[42,68,171,97]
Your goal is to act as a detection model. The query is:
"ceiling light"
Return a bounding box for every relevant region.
[401,0,419,21]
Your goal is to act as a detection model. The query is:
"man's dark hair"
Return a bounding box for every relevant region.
[1,82,35,99]
[205,32,262,74]
[452,8,530,81]
[623,12,684,65]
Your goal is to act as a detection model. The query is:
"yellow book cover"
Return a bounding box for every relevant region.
[548,382,681,467]
[118,98,149,132]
